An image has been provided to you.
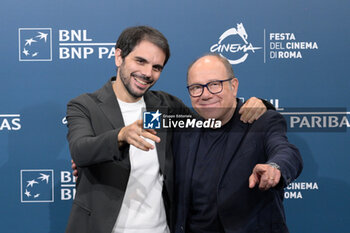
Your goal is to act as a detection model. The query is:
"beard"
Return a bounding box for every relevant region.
[119,63,153,99]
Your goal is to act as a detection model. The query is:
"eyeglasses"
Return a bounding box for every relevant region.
[187,78,233,97]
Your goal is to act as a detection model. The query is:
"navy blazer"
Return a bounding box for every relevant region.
[174,101,303,233]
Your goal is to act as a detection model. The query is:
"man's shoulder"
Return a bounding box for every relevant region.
[145,90,194,116]
[261,109,284,121]
[147,90,181,102]
[68,91,99,106]
[251,109,287,132]
[69,92,91,101]
[146,90,187,107]
[68,79,111,105]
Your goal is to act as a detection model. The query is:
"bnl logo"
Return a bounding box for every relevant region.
[143,110,162,129]
[18,28,52,61]
[20,169,54,203]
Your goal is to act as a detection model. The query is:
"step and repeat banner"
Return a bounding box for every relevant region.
[1,0,349,232]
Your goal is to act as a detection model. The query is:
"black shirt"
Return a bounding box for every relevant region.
[187,108,239,233]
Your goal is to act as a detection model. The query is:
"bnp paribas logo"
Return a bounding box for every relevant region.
[20,169,54,203]
[18,28,52,61]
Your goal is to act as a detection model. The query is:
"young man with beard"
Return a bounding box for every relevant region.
[65,26,269,233]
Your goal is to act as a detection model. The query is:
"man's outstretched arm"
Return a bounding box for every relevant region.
[248,111,303,190]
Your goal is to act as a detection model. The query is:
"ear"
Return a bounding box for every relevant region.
[231,78,239,96]
[115,48,123,67]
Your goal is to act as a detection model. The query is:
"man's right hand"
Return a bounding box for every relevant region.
[118,119,160,151]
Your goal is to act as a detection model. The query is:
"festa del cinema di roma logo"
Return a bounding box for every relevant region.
[210,23,262,65]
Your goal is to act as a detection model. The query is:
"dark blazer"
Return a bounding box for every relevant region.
[174,101,303,233]
[65,77,189,233]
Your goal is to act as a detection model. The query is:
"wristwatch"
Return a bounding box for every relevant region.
[267,162,280,170]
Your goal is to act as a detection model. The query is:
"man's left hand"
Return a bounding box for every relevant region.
[249,164,281,190]
[71,160,78,177]
[239,97,267,123]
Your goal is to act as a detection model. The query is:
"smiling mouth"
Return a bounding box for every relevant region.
[132,74,152,86]
[199,101,220,106]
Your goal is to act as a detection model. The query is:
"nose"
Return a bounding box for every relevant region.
[141,64,153,78]
[201,86,213,99]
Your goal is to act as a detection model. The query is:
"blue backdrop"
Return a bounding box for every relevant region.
[1,0,349,232]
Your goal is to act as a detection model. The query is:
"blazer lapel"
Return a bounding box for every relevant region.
[182,129,201,207]
[97,79,125,129]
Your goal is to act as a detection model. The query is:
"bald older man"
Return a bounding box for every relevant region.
[174,54,303,233]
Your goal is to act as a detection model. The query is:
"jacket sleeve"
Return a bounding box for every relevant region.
[263,111,303,187]
[66,95,125,167]
[260,98,276,110]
